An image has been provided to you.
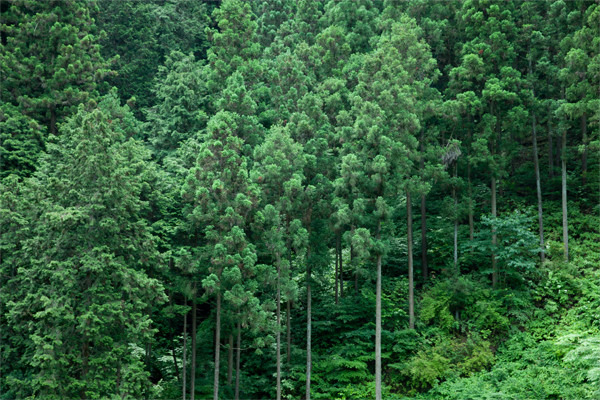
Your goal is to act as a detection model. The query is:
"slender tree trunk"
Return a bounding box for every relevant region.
[375,231,382,400]
[453,164,458,274]
[548,111,554,179]
[407,191,415,330]
[213,292,221,400]
[235,321,241,400]
[306,247,312,400]
[581,113,587,185]
[276,253,282,400]
[352,244,358,295]
[183,300,187,400]
[286,300,291,365]
[339,234,344,298]
[491,176,498,287]
[420,133,428,280]
[335,234,339,305]
[50,107,57,135]
[468,161,474,241]
[228,334,233,386]
[562,124,569,261]
[191,287,197,400]
[532,112,545,263]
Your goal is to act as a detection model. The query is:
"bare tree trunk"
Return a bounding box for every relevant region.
[306,247,312,400]
[213,293,221,400]
[50,107,57,135]
[183,300,187,400]
[286,300,291,365]
[548,111,554,178]
[532,112,545,263]
[339,234,344,298]
[408,191,415,329]
[228,334,233,386]
[335,234,339,305]
[375,241,382,400]
[562,124,569,261]
[468,161,474,241]
[491,176,498,287]
[191,286,197,400]
[276,253,282,400]
[420,133,428,280]
[453,163,458,274]
[581,113,587,185]
[235,321,241,400]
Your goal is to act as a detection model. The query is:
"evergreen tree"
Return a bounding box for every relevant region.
[2,92,166,398]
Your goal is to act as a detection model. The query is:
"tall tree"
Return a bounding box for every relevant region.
[2,92,166,398]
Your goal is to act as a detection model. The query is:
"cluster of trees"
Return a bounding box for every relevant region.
[1,0,598,399]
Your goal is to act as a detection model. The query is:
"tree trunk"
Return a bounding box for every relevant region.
[532,112,545,263]
[581,113,587,185]
[228,334,233,386]
[420,133,428,280]
[468,160,474,241]
[276,253,282,400]
[562,124,569,261]
[453,164,458,274]
[213,292,221,400]
[421,193,428,280]
[407,191,415,330]
[183,300,187,400]
[548,111,554,178]
[335,234,339,305]
[491,176,498,287]
[235,321,241,400]
[286,300,291,365]
[375,220,383,400]
[191,287,197,400]
[50,107,57,135]
[306,247,312,400]
[339,234,344,298]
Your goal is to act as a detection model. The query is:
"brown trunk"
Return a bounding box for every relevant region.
[562,124,569,261]
[420,193,428,280]
[408,191,415,329]
[228,334,233,386]
[50,107,57,135]
[468,162,474,241]
[491,176,497,287]
[532,112,545,263]
[213,292,221,400]
[235,321,241,400]
[453,163,458,274]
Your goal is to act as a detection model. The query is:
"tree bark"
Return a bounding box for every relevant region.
[339,234,344,298]
[408,191,415,329]
[213,292,221,400]
[468,161,474,241]
[532,112,545,263]
[306,247,312,400]
[581,113,587,185]
[286,300,291,365]
[335,234,339,305]
[228,334,233,386]
[491,176,498,287]
[235,321,241,400]
[191,286,197,400]
[420,133,428,280]
[562,124,569,261]
[276,253,282,400]
[453,163,458,274]
[183,300,187,400]
[375,219,383,400]
[548,110,554,178]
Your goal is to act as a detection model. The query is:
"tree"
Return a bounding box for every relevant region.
[181,111,259,400]
[2,92,166,398]
[0,0,111,134]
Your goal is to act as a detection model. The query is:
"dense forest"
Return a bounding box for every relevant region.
[1,0,599,399]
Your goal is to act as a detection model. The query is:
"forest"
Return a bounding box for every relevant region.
[0,0,599,399]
